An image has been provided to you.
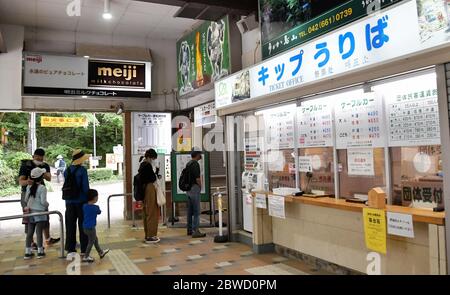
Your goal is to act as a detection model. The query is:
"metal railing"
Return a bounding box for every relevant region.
[0,199,22,204]
[107,193,132,229]
[0,211,65,258]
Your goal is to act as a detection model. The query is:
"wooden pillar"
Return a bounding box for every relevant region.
[124,111,133,220]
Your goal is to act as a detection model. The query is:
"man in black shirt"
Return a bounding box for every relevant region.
[18,148,60,247]
[186,150,206,238]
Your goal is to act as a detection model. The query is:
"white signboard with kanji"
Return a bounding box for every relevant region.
[297,98,333,147]
[132,112,172,155]
[335,93,386,149]
[387,212,414,238]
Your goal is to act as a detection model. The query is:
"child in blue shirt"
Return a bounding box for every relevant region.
[82,189,109,263]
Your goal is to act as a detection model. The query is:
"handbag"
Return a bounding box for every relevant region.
[154,179,166,206]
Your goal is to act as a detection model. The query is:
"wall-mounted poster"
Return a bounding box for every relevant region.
[335,92,385,149]
[417,0,450,46]
[297,98,333,147]
[261,105,295,149]
[194,102,217,127]
[177,16,230,97]
[132,112,172,155]
[384,72,440,147]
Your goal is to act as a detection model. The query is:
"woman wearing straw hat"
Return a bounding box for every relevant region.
[63,149,90,260]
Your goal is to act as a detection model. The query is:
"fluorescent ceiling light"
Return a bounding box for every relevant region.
[102,0,112,20]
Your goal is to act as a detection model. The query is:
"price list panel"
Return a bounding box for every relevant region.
[297,99,333,148]
[386,88,440,147]
[265,110,295,149]
[335,94,386,149]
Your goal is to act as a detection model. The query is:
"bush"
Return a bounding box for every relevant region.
[0,146,17,191]
[4,151,32,172]
[45,144,73,164]
[88,168,113,182]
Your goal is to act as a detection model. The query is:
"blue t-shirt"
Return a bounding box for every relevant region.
[83,204,101,229]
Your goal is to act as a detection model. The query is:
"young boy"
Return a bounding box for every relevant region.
[82,189,109,263]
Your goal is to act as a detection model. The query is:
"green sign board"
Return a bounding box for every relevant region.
[176,16,231,97]
[170,152,210,203]
[260,0,402,59]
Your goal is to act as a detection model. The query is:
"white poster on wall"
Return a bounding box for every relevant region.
[175,154,206,194]
[347,149,375,176]
[194,102,217,127]
[132,112,172,155]
[255,193,267,209]
[298,156,313,172]
[268,195,285,219]
[263,106,295,150]
[385,75,440,147]
[335,92,386,149]
[297,98,333,147]
[387,212,414,238]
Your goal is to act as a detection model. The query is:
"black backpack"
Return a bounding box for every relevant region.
[178,161,193,192]
[133,173,145,201]
[62,166,80,200]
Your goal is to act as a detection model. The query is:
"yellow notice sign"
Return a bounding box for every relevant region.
[41,117,88,128]
[363,208,387,254]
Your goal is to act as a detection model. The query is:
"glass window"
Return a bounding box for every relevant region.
[299,147,335,195]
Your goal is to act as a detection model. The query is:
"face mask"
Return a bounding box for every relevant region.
[33,160,43,166]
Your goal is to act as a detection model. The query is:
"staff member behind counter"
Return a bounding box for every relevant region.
[18,148,60,247]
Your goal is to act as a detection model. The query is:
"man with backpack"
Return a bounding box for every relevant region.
[54,155,66,183]
[18,148,60,248]
[180,150,206,238]
[62,149,90,259]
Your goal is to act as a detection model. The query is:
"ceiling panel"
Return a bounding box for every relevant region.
[37,16,79,31]
[113,23,151,36]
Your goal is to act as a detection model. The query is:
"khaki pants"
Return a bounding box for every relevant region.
[143,183,158,238]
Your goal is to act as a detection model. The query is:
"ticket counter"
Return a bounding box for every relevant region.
[251,192,446,275]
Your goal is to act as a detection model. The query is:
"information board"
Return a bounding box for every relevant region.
[297,98,333,148]
[335,93,385,149]
[132,112,172,155]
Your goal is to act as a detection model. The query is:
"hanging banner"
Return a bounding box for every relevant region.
[132,112,172,155]
[335,93,385,149]
[268,195,286,219]
[215,0,450,110]
[363,207,387,254]
[23,54,151,98]
[177,16,230,97]
[194,102,217,127]
[40,116,88,128]
[347,149,375,176]
[297,98,334,147]
[387,212,414,238]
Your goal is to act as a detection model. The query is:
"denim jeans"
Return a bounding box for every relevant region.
[186,184,201,233]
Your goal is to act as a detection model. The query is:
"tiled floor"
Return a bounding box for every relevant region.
[0,220,331,275]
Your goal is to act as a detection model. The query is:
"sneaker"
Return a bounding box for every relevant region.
[66,252,77,261]
[187,230,193,236]
[37,252,46,259]
[82,256,95,263]
[24,253,34,260]
[145,237,160,244]
[192,231,206,238]
[46,238,60,245]
[99,249,110,259]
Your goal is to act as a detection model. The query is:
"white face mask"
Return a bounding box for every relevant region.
[33,160,43,166]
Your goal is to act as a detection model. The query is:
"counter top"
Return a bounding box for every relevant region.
[252,192,445,225]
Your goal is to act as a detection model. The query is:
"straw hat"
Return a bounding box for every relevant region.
[72,149,90,165]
